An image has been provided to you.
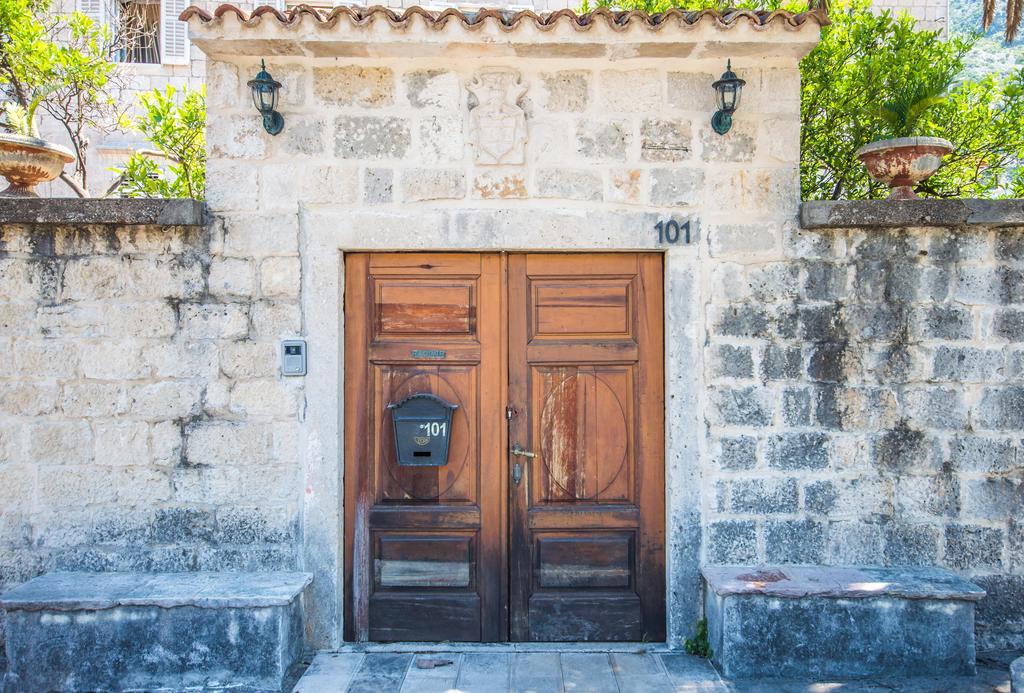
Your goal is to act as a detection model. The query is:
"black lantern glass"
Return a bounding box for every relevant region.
[247,60,284,136]
[711,60,746,136]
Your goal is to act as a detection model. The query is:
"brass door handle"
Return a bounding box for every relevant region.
[511,444,535,458]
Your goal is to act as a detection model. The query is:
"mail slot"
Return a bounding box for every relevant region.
[387,393,459,467]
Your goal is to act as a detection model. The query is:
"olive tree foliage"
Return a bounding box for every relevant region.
[113,86,206,199]
[0,0,134,196]
[801,0,1024,199]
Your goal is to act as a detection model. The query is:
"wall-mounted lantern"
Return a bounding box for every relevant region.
[247,60,284,136]
[711,60,745,136]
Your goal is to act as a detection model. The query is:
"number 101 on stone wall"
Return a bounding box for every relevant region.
[654,219,692,245]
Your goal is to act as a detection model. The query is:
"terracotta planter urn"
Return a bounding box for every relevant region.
[0,133,75,198]
[855,136,953,200]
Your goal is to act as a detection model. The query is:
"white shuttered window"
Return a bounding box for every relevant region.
[159,0,189,65]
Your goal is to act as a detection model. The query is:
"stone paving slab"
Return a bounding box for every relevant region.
[292,650,1015,693]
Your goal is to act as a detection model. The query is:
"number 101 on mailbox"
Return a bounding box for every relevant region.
[386,393,459,467]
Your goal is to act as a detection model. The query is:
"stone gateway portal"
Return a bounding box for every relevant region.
[344,253,665,642]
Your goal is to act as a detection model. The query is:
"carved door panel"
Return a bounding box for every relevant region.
[344,253,506,642]
[507,253,665,642]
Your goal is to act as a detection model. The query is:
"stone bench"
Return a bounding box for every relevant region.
[1,571,312,692]
[703,565,986,680]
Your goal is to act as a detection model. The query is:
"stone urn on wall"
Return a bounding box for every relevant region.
[0,133,75,197]
[855,137,953,200]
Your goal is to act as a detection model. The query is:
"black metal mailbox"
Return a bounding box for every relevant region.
[387,393,459,467]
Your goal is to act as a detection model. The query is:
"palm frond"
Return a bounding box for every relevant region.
[1007,0,1022,42]
[983,0,997,30]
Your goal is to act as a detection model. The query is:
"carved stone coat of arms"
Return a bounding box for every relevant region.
[467,68,528,166]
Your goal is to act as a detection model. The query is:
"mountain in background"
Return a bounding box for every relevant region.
[948,0,1024,80]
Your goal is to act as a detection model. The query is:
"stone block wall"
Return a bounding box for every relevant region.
[0,219,304,655]
[703,221,1024,649]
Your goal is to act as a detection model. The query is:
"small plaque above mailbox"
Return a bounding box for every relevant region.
[387,393,459,467]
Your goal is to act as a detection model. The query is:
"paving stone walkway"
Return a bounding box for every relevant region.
[292,649,1015,693]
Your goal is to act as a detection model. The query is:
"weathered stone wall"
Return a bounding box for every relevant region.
[703,221,1024,650]
[0,219,304,654]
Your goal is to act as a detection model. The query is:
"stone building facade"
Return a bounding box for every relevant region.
[1,2,1019,660]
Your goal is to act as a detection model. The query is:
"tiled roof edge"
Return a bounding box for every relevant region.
[180,3,830,32]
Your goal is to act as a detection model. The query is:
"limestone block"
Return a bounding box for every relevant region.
[49,301,178,339]
[273,63,309,108]
[607,168,645,205]
[640,118,692,162]
[205,159,259,213]
[203,378,231,416]
[707,167,799,218]
[251,300,301,337]
[261,257,301,298]
[650,168,703,207]
[708,222,780,259]
[0,258,46,301]
[282,117,327,157]
[419,115,465,164]
[230,380,301,419]
[536,169,602,202]
[142,341,219,380]
[703,565,984,679]
[960,478,1022,521]
[666,71,717,112]
[400,168,466,202]
[208,114,268,160]
[151,421,182,466]
[472,169,528,199]
[62,257,124,300]
[700,121,757,163]
[0,572,311,693]
[93,422,149,467]
[12,341,79,379]
[205,60,240,111]
[598,69,662,112]
[404,69,460,110]
[209,257,256,298]
[575,119,632,161]
[129,382,202,420]
[315,66,393,107]
[539,70,590,112]
[334,116,410,159]
[706,520,757,564]
[261,164,358,208]
[25,421,92,465]
[77,340,146,380]
[60,382,126,418]
[172,466,244,505]
[364,168,393,205]
[945,524,1005,570]
[185,421,272,467]
[115,467,172,504]
[179,302,250,341]
[975,386,1024,430]
[221,212,299,258]
[528,120,570,165]
[725,477,798,514]
[37,467,118,507]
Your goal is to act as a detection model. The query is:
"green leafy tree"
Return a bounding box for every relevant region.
[114,86,206,199]
[801,0,1024,198]
[0,0,131,195]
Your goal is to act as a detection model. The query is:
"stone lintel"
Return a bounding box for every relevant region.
[702,565,986,601]
[0,571,314,611]
[0,198,206,227]
[800,199,1024,230]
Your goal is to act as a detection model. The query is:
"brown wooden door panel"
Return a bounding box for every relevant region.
[345,253,505,642]
[346,252,663,643]
[508,253,665,642]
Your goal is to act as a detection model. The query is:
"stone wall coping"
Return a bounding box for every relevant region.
[702,566,986,601]
[800,199,1024,229]
[0,199,206,227]
[1011,656,1023,693]
[0,571,314,611]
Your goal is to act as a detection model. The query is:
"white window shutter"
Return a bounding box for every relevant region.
[160,0,189,65]
[76,0,107,28]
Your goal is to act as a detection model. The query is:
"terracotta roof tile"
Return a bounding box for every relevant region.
[181,3,829,32]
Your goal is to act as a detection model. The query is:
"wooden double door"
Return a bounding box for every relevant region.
[344,252,665,642]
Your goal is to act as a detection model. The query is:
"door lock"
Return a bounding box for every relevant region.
[512,462,522,486]
[511,444,535,459]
